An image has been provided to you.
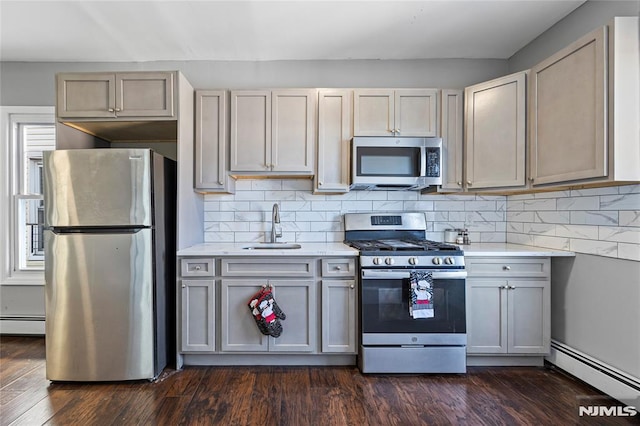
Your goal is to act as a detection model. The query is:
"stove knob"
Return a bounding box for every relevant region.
[373,257,382,265]
[408,257,419,265]
[385,257,395,265]
[432,257,442,265]
[444,257,455,265]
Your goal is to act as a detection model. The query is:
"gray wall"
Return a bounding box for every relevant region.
[0,59,507,106]
[508,0,639,72]
[551,254,640,378]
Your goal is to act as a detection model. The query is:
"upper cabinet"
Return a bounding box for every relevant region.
[230,89,316,174]
[439,89,464,192]
[464,72,527,191]
[194,90,234,193]
[315,90,353,193]
[530,17,640,188]
[57,72,175,120]
[354,89,438,137]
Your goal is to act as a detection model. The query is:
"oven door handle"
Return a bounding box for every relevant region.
[361,270,467,280]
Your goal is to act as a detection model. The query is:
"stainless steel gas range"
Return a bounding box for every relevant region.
[344,212,467,374]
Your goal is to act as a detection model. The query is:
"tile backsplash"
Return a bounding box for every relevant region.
[203,180,639,261]
[204,179,506,244]
[506,184,640,261]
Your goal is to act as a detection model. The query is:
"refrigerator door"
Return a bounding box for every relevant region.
[43,149,153,228]
[44,228,160,381]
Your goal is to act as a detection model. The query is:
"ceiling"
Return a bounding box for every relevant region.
[0,0,586,62]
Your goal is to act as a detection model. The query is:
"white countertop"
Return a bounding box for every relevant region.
[177,242,359,257]
[459,243,575,257]
[178,242,573,258]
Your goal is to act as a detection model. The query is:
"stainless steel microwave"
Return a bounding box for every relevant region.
[350,137,442,190]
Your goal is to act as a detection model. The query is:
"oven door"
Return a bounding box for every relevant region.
[360,269,466,346]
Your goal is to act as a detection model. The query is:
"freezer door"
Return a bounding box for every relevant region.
[44,228,160,381]
[44,149,153,228]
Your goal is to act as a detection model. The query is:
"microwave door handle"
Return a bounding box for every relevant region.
[420,146,427,177]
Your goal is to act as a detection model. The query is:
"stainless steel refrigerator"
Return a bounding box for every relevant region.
[43,148,176,381]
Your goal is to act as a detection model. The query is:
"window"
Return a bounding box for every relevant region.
[1,107,55,284]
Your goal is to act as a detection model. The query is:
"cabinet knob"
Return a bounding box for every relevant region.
[335,266,342,270]
[396,128,400,133]
[509,286,516,290]
[108,108,115,112]
[182,284,186,288]
[501,285,508,289]
[350,284,355,289]
[457,181,462,186]
[529,177,534,182]
[319,181,323,186]
[503,265,511,271]
[115,108,121,112]
[467,180,472,186]
[195,265,201,270]
[218,180,224,185]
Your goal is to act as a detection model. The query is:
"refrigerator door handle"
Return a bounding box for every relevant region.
[49,227,148,235]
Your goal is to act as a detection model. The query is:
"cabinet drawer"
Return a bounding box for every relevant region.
[321,258,356,277]
[466,257,550,278]
[221,258,315,277]
[181,258,215,277]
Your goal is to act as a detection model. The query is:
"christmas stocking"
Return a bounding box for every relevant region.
[248,288,270,336]
[256,289,285,338]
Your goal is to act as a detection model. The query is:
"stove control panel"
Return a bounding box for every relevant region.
[361,255,465,269]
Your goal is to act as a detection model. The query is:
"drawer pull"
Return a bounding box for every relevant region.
[335,266,342,271]
[503,266,511,271]
[195,265,201,271]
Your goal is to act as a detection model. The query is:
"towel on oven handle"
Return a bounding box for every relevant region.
[409,271,434,319]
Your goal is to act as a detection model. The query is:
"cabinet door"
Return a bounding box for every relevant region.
[395,89,438,136]
[507,280,550,354]
[220,280,268,352]
[530,27,607,186]
[271,90,316,173]
[195,90,233,192]
[230,90,271,172]
[56,73,116,118]
[353,89,394,136]
[439,89,464,192]
[466,279,508,354]
[116,72,175,118]
[465,72,526,190]
[269,280,316,352]
[321,280,356,353]
[181,280,215,352]
[316,90,352,193]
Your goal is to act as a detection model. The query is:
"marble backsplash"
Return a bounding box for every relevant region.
[204,179,506,245]
[506,184,640,261]
[203,180,639,261]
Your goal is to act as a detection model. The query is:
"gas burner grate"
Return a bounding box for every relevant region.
[345,239,459,252]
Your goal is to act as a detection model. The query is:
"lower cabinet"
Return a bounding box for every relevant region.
[466,257,551,361]
[178,256,357,360]
[321,279,356,353]
[220,279,316,352]
[180,279,215,352]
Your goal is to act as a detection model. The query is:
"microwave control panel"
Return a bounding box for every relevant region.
[425,147,441,177]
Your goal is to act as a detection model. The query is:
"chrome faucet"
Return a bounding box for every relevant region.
[270,203,282,243]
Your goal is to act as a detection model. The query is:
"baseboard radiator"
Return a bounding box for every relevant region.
[547,340,640,407]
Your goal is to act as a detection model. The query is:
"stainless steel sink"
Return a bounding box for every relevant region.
[243,243,302,250]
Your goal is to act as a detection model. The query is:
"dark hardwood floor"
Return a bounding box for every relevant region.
[1,336,637,426]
